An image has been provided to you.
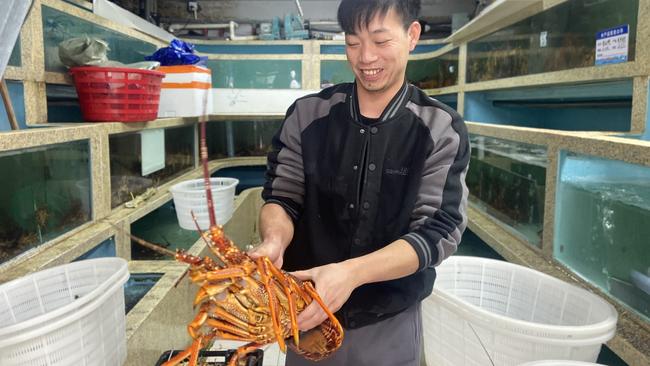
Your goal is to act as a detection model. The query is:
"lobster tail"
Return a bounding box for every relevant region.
[289,318,344,361]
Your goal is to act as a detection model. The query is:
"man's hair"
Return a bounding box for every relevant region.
[337,0,421,34]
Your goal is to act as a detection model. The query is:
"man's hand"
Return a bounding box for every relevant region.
[254,203,294,268]
[291,261,359,331]
[248,239,286,268]
[289,240,420,331]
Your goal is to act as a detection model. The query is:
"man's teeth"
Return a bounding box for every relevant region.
[362,69,381,76]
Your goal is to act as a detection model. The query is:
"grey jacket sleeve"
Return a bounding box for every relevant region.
[262,102,305,221]
[401,109,470,271]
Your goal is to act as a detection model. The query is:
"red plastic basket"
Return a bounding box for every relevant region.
[70,66,165,122]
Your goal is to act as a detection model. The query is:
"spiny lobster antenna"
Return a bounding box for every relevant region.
[129,232,177,258]
[199,79,217,228]
[107,222,176,258]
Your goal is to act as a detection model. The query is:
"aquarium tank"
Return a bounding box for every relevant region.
[466,135,547,246]
[0,141,91,265]
[110,126,194,208]
[467,0,638,82]
[207,120,282,160]
[555,153,650,321]
[406,48,458,89]
[124,273,163,313]
[131,200,200,260]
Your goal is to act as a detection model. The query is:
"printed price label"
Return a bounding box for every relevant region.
[595,25,629,65]
[540,31,548,48]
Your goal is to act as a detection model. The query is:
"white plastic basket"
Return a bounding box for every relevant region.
[0,258,129,366]
[170,177,239,230]
[423,256,617,366]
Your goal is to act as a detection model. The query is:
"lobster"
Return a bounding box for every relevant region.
[129,121,344,366]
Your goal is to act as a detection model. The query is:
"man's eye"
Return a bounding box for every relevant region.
[376,40,390,45]
[347,43,360,47]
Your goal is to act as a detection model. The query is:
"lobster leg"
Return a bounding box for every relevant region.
[287,275,312,304]
[162,336,203,366]
[261,257,302,348]
[212,330,256,343]
[255,257,287,353]
[187,304,257,341]
[205,321,259,343]
[188,307,210,339]
[205,318,261,340]
[186,309,264,362]
[221,283,274,319]
[191,266,253,305]
[302,281,344,337]
[205,267,249,281]
[211,306,273,338]
[227,342,264,366]
[193,279,236,306]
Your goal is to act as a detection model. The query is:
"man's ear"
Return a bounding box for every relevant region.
[407,21,422,51]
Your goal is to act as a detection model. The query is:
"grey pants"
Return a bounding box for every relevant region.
[286,303,422,366]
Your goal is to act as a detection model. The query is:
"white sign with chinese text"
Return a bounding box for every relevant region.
[595,25,629,65]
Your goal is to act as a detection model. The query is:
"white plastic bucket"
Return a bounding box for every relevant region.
[423,256,617,366]
[0,258,130,366]
[170,177,239,230]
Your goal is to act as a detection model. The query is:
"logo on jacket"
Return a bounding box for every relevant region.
[385,167,409,176]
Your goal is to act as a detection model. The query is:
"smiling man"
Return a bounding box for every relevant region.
[251,1,470,365]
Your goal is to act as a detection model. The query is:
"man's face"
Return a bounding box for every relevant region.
[345,8,420,95]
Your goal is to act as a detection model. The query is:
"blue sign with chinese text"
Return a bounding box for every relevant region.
[595,25,629,65]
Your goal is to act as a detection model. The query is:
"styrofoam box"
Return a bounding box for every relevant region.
[157,65,213,118]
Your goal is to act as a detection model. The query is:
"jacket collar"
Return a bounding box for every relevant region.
[349,80,410,123]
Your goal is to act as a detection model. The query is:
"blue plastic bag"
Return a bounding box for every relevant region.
[145,39,207,66]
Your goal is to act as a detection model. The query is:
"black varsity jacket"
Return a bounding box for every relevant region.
[263,82,470,329]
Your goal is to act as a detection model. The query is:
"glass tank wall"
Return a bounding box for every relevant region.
[321,60,354,88]
[124,273,162,313]
[46,84,83,123]
[321,50,458,90]
[0,81,26,131]
[42,6,157,73]
[205,60,302,89]
[207,120,283,160]
[555,153,650,321]
[434,94,458,112]
[213,165,267,194]
[467,0,639,82]
[0,141,91,264]
[456,229,504,261]
[131,200,199,260]
[110,126,194,208]
[466,135,547,246]
[464,80,633,132]
[406,49,458,90]
[9,41,20,67]
[74,236,116,261]
[195,44,302,54]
